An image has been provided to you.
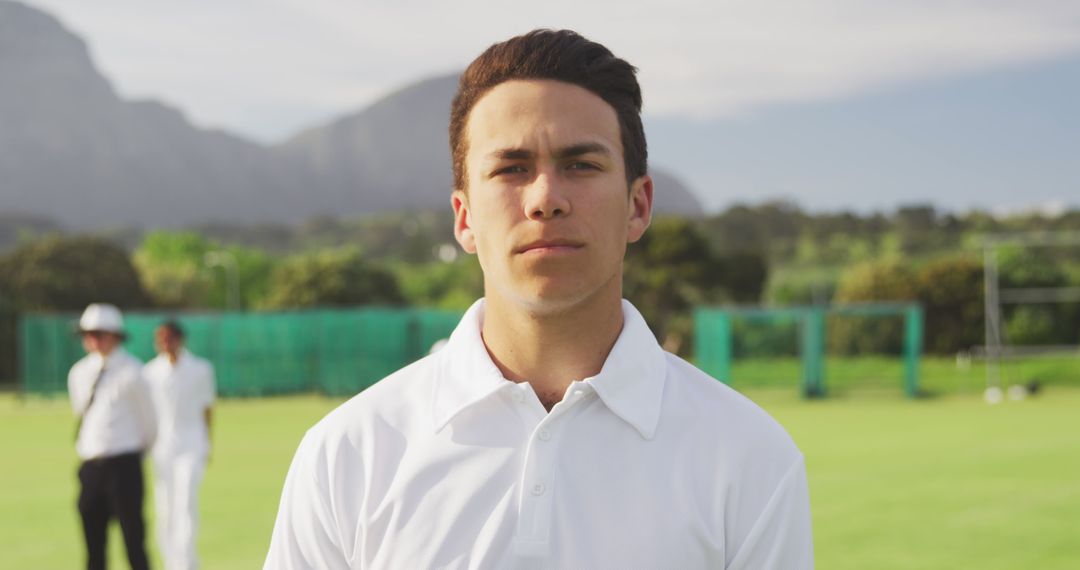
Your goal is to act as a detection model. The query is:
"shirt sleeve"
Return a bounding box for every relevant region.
[726,455,814,570]
[68,365,81,416]
[131,369,158,450]
[263,429,351,570]
[203,362,217,408]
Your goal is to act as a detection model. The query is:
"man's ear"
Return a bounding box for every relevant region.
[451,190,477,254]
[626,174,653,244]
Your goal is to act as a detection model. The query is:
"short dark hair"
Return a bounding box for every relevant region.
[159,320,185,340]
[449,29,647,191]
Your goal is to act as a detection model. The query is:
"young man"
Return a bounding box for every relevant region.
[265,29,812,569]
[143,321,216,570]
[69,303,156,570]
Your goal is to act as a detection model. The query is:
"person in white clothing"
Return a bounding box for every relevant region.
[265,29,813,569]
[69,303,156,570]
[144,320,216,570]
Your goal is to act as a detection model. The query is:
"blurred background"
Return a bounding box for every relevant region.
[1,1,1078,568]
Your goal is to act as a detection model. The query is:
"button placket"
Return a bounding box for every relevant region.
[516,409,565,549]
[513,382,594,551]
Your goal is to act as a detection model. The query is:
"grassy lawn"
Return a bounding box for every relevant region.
[728,354,1080,396]
[2,384,1079,569]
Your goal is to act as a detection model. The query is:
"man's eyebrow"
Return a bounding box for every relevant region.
[485,143,612,161]
[488,148,534,160]
[554,142,611,159]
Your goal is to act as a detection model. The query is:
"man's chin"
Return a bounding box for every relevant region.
[515,282,610,317]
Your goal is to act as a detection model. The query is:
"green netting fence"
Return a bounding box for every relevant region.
[20,307,463,397]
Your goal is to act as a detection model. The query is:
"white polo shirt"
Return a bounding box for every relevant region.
[265,299,813,569]
[144,348,216,458]
[69,348,156,461]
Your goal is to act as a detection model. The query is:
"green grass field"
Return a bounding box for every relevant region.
[3,384,1079,569]
[728,354,1080,396]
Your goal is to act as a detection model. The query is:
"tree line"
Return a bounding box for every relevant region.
[2,201,1079,383]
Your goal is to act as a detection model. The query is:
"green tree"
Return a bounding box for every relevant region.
[133,231,215,308]
[0,235,150,311]
[0,236,150,383]
[915,256,984,354]
[396,256,483,310]
[624,217,755,354]
[261,249,404,309]
[717,252,769,304]
[133,231,273,309]
[997,249,1079,345]
[894,204,940,254]
[829,260,917,355]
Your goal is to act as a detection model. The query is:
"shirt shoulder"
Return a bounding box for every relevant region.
[192,354,215,376]
[291,353,441,487]
[282,353,440,526]
[311,353,441,445]
[69,355,97,377]
[68,355,98,394]
[142,354,166,376]
[112,352,146,389]
[190,354,216,400]
[661,352,802,465]
[114,350,143,369]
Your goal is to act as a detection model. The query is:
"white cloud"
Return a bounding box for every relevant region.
[19,0,1080,141]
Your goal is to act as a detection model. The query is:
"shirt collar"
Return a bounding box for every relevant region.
[583,300,667,440]
[162,348,190,367]
[91,347,127,370]
[431,299,511,433]
[432,299,668,440]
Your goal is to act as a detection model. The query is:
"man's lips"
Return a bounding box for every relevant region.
[515,239,585,254]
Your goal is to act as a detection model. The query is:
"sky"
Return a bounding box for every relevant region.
[16,0,1080,213]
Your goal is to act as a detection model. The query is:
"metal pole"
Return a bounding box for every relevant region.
[801,307,826,398]
[903,305,923,398]
[983,246,1001,390]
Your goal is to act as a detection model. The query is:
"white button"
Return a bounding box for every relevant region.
[511,391,524,402]
[531,483,546,496]
[538,428,551,441]
[572,390,583,398]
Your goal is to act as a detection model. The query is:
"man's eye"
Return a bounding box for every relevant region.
[493,165,527,176]
[568,162,599,171]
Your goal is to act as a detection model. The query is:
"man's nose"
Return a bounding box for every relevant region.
[523,171,571,220]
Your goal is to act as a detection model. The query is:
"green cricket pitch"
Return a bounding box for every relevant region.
[2,384,1078,569]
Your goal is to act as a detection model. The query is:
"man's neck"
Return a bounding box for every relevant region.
[166,350,180,364]
[481,287,625,411]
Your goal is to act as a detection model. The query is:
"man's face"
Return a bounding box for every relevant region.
[452,79,652,314]
[81,331,120,356]
[154,327,182,356]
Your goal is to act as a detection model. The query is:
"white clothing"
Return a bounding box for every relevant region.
[145,349,216,458]
[264,299,813,570]
[69,349,156,461]
[153,453,206,570]
[145,349,216,570]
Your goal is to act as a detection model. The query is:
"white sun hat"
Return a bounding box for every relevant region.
[78,303,126,337]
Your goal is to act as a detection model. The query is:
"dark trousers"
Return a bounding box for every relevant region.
[77,452,150,570]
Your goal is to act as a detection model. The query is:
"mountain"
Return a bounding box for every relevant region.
[0,0,702,231]
[277,75,705,217]
[277,75,458,213]
[0,0,319,229]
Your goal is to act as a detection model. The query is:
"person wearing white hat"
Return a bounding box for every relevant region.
[69,303,156,570]
[144,320,216,570]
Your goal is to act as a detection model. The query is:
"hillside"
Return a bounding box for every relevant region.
[0,0,704,230]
